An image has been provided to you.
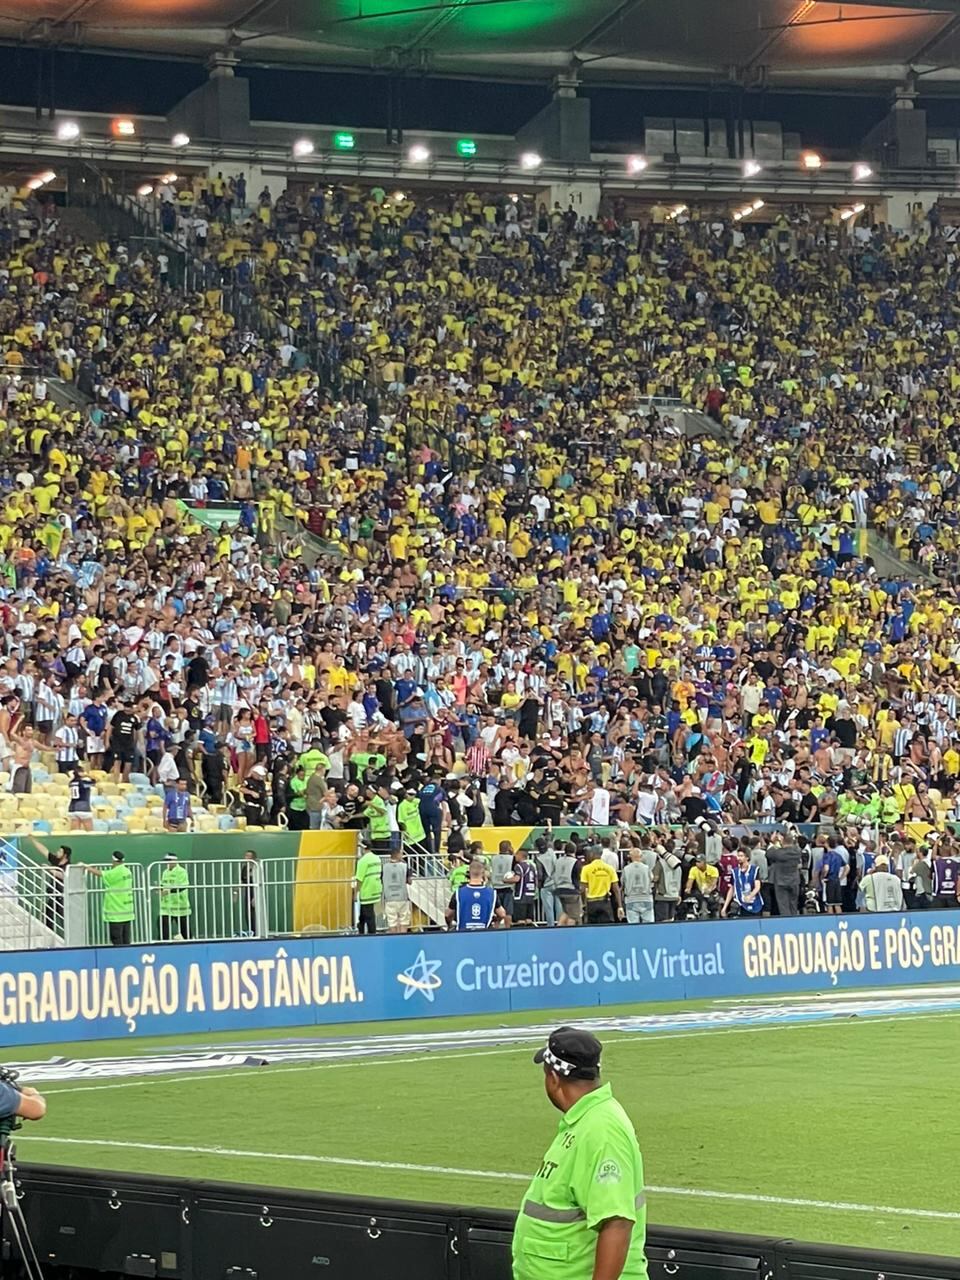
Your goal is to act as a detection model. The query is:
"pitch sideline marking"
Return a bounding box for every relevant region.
[24,1136,960,1223]
[40,1010,960,1097]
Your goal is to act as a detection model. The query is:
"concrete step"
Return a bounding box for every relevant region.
[0,891,62,951]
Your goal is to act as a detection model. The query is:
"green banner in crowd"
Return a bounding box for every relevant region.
[178,501,242,532]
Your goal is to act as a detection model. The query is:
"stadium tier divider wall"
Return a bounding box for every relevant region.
[10,829,359,939]
[4,1164,959,1280]
[4,911,960,1045]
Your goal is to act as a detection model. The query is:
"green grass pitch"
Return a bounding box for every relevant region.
[5,999,959,1258]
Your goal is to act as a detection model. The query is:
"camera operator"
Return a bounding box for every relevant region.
[0,1071,46,1129]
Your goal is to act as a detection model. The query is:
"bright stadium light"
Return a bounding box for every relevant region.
[292,138,314,158]
[56,120,80,142]
[160,172,178,185]
[752,198,764,210]
[626,154,648,174]
[853,162,873,181]
[171,132,190,148]
[113,118,136,137]
[26,171,55,190]
[743,159,762,178]
[802,151,822,170]
[408,143,430,163]
[137,183,154,197]
[519,150,542,171]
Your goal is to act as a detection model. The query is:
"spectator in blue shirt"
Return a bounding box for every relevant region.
[164,779,193,833]
[817,845,847,915]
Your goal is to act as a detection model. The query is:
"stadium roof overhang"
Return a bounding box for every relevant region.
[6,0,960,91]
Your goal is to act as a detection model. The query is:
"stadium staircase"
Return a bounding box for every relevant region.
[56,202,109,247]
[47,374,91,414]
[867,529,940,584]
[0,844,63,951]
[407,875,450,928]
[275,514,343,566]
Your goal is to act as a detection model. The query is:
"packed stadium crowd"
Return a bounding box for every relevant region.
[0,173,959,924]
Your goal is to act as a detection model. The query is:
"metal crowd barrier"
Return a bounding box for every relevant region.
[141,856,354,943]
[0,843,65,951]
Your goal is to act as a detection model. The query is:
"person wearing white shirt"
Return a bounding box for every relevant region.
[157,750,180,787]
[589,784,611,826]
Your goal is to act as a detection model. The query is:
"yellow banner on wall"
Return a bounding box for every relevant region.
[293,830,359,934]
[472,827,536,854]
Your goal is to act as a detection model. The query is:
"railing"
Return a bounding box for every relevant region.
[0,839,65,951]
[140,856,354,943]
[274,513,344,566]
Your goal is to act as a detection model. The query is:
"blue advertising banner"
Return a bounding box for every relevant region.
[3,911,960,1047]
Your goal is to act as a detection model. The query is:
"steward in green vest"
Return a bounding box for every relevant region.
[82,851,135,946]
[364,790,391,839]
[514,1028,648,1280]
[354,843,383,936]
[397,791,427,845]
[158,852,191,942]
[298,740,330,779]
[448,852,469,892]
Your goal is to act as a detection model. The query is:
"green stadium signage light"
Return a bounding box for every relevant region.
[456,138,478,158]
[333,132,356,151]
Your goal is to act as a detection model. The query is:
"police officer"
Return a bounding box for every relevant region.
[157,852,192,940]
[513,1027,647,1280]
[83,851,135,945]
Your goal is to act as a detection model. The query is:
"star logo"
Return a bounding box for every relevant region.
[397,950,443,1002]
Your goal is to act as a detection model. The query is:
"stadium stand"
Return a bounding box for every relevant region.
[0,174,958,924]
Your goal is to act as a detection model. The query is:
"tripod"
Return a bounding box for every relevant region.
[0,1137,44,1280]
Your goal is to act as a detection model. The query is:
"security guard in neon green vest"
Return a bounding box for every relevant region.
[397,790,427,846]
[363,785,393,855]
[448,852,469,892]
[82,851,136,946]
[513,1027,647,1280]
[354,841,383,936]
[157,852,191,942]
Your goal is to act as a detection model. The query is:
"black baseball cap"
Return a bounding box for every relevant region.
[534,1026,602,1080]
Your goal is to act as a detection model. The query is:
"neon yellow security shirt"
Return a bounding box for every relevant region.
[355,851,383,904]
[512,1083,647,1280]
